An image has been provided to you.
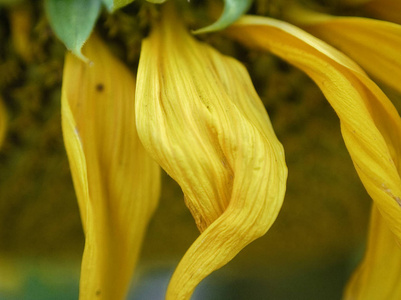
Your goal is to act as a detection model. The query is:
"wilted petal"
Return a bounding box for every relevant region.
[286,6,401,93]
[345,206,401,300]
[228,16,401,243]
[136,12,287,300]
[61,35,160,300]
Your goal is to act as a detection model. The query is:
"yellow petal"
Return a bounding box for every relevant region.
[228,16,401,242]
[61,34,160,300]
[345,205,401,300]
[0,96,7,148]
[135,11,287,300]
[286,6,401,93]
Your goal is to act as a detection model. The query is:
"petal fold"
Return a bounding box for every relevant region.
[136,11,287,300]
[345,206,401,300]
[61,35,160,300]
[286,6,401,93]
[228,15,401,243]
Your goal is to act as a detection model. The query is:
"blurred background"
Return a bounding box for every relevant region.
[2,0,398,299]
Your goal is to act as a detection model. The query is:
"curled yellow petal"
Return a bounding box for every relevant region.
[135,11,287,300]
[228,16,401,242]
[61,35,160,300]
[286,6,401,93]
[345,206,401,300]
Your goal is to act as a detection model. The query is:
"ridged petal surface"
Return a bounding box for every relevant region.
[136,13,287,300]
[229,15,401,243]
[287,7,401,93]
[229,16,401,298]
[61,35,160,300]
[345,206,401,300]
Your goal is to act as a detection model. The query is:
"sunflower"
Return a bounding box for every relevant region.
[0,0,400,299]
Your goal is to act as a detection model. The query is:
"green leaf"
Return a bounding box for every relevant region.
[45,0,101,62]
[103,0,165,12]
[193,0,253,34]
[102,0,133,12]
[102,0,113,11]
[146,0,166,3]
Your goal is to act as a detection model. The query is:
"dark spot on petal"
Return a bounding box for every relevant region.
[96,83,104,92]
[96,290,101,296]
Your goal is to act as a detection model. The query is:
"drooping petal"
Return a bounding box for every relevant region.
[0,96,6,148]
[228,16,401,243]
[61,34,160,300]
[135,11,287,300]
[286,6,401,93]
[345,206,401,300]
